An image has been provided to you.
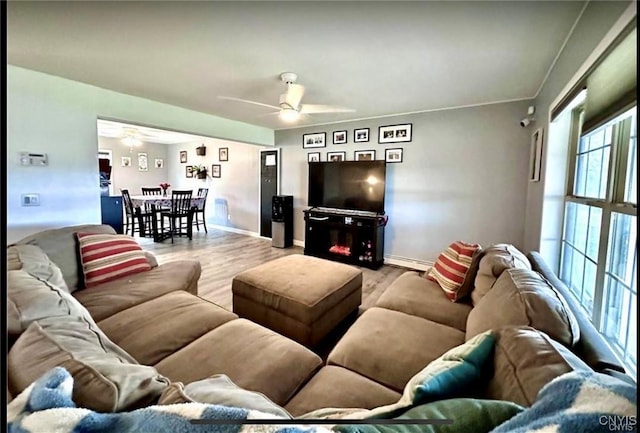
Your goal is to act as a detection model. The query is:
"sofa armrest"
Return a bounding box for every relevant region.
[144,251,158,268]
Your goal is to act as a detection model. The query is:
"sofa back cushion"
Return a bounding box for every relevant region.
[8,316,168,412]
[6,244,69,292]
[471,244,530,305]
[484,326,589,407]
[466,268,580,347]
[14,224,117,292]
[7,270,94,338]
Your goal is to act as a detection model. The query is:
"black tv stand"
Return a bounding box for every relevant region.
[303,208,387,270]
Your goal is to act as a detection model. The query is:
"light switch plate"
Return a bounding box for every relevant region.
[21,194,40,206]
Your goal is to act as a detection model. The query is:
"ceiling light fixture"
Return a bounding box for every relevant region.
[121,127,143,147]
[279,107,300,123]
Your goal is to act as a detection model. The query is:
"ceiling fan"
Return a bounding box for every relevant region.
[218,72,355,123]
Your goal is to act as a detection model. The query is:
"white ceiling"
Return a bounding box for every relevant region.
[8,1,586,130]
[97,119,201,144]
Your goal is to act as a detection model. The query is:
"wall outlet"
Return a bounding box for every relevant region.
[21,193,40,206]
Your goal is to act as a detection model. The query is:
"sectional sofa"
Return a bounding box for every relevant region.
[6,225,631,427]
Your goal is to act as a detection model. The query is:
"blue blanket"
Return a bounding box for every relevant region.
[7,367,331,433]
[490,370,637,433]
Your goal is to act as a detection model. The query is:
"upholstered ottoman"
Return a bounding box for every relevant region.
[232,254,363,347]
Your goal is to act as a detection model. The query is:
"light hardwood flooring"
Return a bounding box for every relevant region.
[136,228,415,311]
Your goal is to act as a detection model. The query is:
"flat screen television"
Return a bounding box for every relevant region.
[308,160,386,214]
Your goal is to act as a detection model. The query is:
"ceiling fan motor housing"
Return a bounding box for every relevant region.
[280,72,298,84]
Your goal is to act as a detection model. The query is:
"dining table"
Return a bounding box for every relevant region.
[130,194,206,242]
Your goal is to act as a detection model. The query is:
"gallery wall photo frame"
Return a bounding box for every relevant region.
[333,130,347,145]
[385,148,403,163]
[121,156,132,167]
[308,152,321,162]
[378,124,412,143]
[302,132,327,148]
[219,147,229,162]
[180,151,188,163]
[211,164,221,178]
[186,165,194,178]
[327,151,346,162]
[529,128,544,182]
[154,158,164,169]
[354,128,370,143]
[354,150,375,161]
[138,152,148,171]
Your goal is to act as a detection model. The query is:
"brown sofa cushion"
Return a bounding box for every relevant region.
[6,244,69,291]
[327,307,465,392]
[466,268,580,347]
[8,316,169,413]
[484,326,589,407]
[7,270,94,337]
[285,366,401,417]
[72,259,201,322]
[14,224,117,292]
[154,318,322,406]
[471,244,530,305]
[98,292,237,365]
[158,376,291,418]
[376,271,472,331]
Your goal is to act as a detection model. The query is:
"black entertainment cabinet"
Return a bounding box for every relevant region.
[304,208,387,269]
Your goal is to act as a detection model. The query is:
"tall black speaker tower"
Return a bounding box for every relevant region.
[272,195,293,248]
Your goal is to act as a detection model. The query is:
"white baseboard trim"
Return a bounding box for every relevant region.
[209,224,260,238]
[383,255,433,272]
[212,229,431,271]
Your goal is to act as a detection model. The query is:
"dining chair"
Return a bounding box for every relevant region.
[120,189,153,237]
[141,187,169,212]
[193,188,209,233]
[160,190,194,243]
[141,187,162,195]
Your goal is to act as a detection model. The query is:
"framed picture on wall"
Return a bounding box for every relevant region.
[138,153,148,171]
[333,130,347,144]
[121,156,132,167]
[180,151,187,163]
[186,165,194,178]
[385,148,403,163]
[308,152,321,162]
[378,124,412,143]
[354,128,370,143]
[327,151,346,162]
[212,164,221,178]
[219,147,229,162]
[154,158,164,169]
[302,132,326,148]
[354,150,375,161]
[529,128,544,182]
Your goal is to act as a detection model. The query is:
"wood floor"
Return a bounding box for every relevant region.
[137,228,415,311]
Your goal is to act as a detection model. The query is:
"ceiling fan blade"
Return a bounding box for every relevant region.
[299,104,356,114]
[218,96,280,110]
[284,84,305,109]
[257,111,281,118]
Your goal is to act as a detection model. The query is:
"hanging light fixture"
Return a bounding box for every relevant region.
[121,127,142,148]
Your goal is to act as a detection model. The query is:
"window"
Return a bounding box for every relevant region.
[560,107,637,376]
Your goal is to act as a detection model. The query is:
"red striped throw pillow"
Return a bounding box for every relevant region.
[76,232,151,288]
[427,241,481,302]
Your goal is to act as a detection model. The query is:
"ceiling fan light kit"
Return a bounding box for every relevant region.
[218,71,354,124]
